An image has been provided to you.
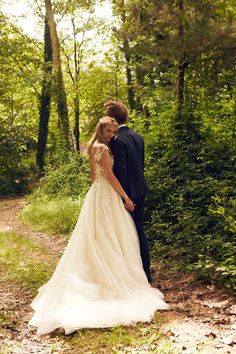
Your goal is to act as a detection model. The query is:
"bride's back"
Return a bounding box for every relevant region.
[90,142,113,179]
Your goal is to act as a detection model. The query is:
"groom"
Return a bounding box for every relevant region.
[104,100,152,283]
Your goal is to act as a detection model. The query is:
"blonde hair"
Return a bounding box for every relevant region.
[87,116,118,158]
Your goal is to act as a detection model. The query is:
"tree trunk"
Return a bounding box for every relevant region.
[114,70,118,100]
[45,0,70,149]
[74,95,80,152]
[36,17,52,173]
[72,18,80,152]
[119,3,136,110]
[177,0,185,114]
[123,37,136,110]
[112,0,136,110]
[177,63,185,114]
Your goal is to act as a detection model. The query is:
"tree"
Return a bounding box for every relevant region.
[176,0,185,114]
[111,0,236,119]
[0,12,42,193]
[45,0,71,149]
[64,14,95,152]
[36,17,53,173]
[112,0,137,110]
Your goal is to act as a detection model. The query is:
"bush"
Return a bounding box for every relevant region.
[32,153,90,200]
[193,196,236,290]
[144,111,236,291]
[0,122,36,196]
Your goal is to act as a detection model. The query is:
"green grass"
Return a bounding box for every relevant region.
[0,231,52,293]
[20,197,83,235]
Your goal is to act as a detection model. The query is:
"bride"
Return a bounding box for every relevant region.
[29,116,169,335]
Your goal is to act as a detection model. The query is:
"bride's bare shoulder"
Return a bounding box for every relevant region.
[91,142,109,161]
[92,142,108,151]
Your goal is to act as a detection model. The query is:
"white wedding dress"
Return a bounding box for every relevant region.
[29,144,169,335]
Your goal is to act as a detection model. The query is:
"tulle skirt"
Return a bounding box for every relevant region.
[29,176,169,335]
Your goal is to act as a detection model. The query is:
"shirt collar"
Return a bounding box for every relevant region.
[118,124,127,129]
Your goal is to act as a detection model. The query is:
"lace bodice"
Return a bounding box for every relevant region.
[91,144,113,179]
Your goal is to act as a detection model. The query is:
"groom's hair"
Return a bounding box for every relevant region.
[104,100,128,125]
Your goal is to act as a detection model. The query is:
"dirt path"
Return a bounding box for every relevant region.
[0,197,71,353]
[0,197,235,354]
[0,197,67,258]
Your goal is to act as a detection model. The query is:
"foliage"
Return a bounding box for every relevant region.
[33,152,90,199]
[67,55,127,141]
[0,13,42,195]
[0,120,36,195]
[120,0,236,291]
[111,0,236,111]
[1,0,236,292]
[0,14,42,140]
[143,108,236,291]
[195,196,236,290]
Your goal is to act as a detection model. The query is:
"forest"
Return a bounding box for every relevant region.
[1,0,236,291]
[1,0,236,352]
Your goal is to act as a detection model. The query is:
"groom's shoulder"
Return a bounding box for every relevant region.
[126,128,144,142]
[130,128,142,137]
[116,128,143,144]
[110,135,125,147]
[119,126,142,137]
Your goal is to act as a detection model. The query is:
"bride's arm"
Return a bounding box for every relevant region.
[100,149,134,211]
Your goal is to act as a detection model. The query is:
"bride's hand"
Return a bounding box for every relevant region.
[124,197,135,212]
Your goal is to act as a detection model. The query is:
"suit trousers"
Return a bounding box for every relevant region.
[131,196,152,283]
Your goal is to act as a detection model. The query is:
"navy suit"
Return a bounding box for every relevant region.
[110,126,151,282]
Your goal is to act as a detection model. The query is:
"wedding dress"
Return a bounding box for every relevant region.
[29,144,169,335]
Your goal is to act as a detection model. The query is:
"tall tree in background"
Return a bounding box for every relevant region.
[176,0,185,114]
[71,17,81,152]
[36,17,53,173]
[112,0,136,110]
[120,6,136,110]
[45,0,71,149]
[57,0,97,152]
[64,14,96,152]
[64,15,92,152]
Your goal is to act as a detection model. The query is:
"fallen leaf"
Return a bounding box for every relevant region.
[205,331,217,339]
[164,330,176,337]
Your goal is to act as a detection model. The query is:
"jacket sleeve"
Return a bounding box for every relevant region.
[110,139,128,193]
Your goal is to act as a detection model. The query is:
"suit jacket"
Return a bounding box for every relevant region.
[109,126,148,199]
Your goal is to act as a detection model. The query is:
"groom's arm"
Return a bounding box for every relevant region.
[110,139,128,194]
